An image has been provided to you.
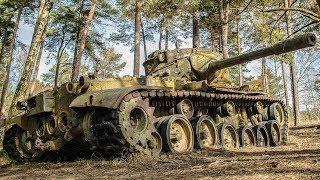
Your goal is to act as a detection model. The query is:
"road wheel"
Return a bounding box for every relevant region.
[266,121,281,146]
[218,123,239,149]
[238,127,256,147]
[158,114,193,153]
[253,124,269,147]
[192,115,218,149]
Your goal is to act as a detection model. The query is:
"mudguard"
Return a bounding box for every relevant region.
[69,86,165,109]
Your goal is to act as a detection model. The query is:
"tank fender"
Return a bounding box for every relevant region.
[69,86,165,109]
[4,114,37,131]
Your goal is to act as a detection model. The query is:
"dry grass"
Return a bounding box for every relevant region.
[1,124,320,179]
[0,150,11,168]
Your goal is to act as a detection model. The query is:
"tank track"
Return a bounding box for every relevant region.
[3,125,25,163]
[90,110,127,153]
[88,89,288,154]
[2,125,43,163]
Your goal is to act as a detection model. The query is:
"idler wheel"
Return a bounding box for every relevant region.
[238,127,256,147]
[3,125,43,163]
[158,115,194,153]
[253,124,270,147]
[218,123,239,149]
[265,121,281,146]
[192,115,218,149]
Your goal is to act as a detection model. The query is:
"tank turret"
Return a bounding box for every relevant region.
[143,33,316,86]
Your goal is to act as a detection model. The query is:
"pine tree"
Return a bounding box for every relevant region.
[71,0,97,82]
[9,0,53,117]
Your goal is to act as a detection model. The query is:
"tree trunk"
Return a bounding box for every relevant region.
[210,29,216,50]
[281,61,289,106]
[71,0,97,82]
[29,22,47,96]
[72,0,83,82]
[54,34,66,87]
[0,3,24,120]
[133,0,142,77]
[159,25,163,50]
[165,28,169,50]
[236,19,243,86]
[285,0,300,126]
[290,62,300,126]
[220,0,230,58]
[192,8,200,48]
[175,40,180,49]
[218,33,222,52]
[262,58,269,93]
[141,19,147,62]
[9,0,52,117]
[0,28,8,65]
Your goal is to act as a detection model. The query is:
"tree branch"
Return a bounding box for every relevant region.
[268,0,306,39]
[263,8,320,21]
[225,0,254,24]
[287,21,319,39]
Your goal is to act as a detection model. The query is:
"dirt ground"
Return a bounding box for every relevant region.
[1,127,320,180]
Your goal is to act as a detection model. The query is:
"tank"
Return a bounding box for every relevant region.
[2,33,317,162]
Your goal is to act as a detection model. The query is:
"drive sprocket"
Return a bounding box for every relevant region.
[118,92,162,156]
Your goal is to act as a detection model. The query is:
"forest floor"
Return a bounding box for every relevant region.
[1,125,320,179]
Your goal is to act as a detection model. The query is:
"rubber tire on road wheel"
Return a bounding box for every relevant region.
[238,127,256,147]
[265,121,281,146]
[218,123,239,149]
[191,115,218,149]
[253,124,270,147]
[158,114,194,153]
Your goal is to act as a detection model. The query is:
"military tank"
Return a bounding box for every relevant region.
[2,33,317,163]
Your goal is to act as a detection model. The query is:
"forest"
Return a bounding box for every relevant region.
[0,0,319,126]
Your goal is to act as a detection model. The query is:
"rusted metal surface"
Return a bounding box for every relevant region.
[69,86,167,109]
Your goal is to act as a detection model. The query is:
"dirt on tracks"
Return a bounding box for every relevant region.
[1,127,320,179]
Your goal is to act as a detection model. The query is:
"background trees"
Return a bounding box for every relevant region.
[0,0,319,126]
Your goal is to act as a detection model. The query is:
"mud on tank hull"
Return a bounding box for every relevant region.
[2,83,288,163]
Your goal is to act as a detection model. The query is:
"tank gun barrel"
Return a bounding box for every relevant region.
[203,33,317,77]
